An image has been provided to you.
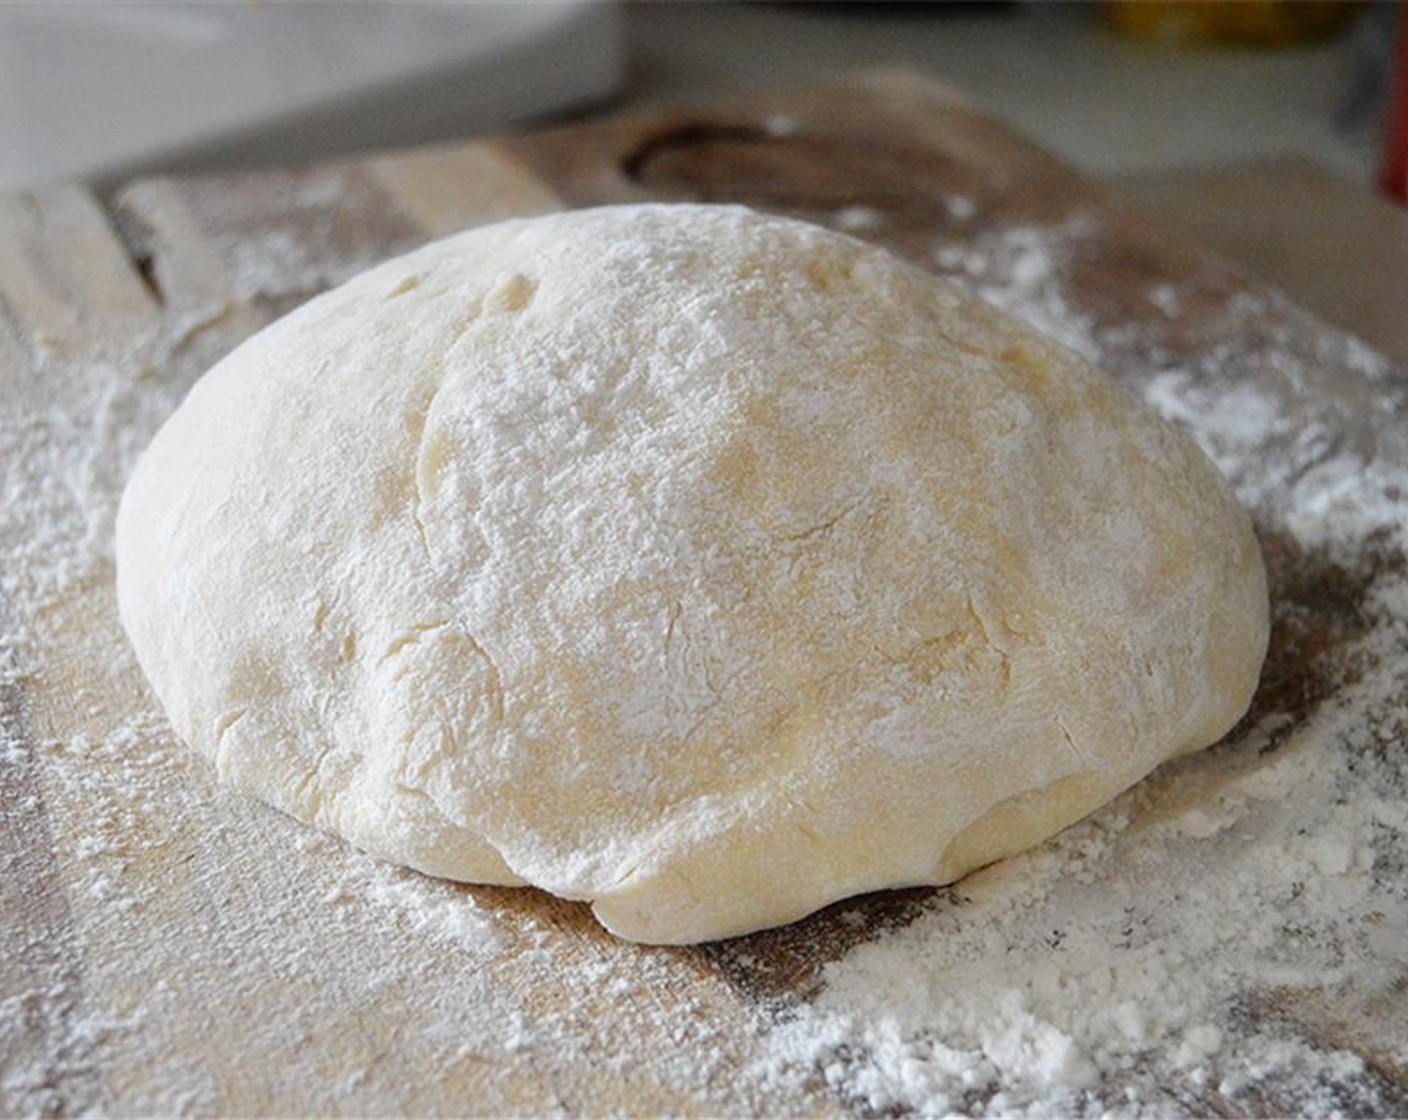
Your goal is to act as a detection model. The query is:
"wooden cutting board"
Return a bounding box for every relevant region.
[3,72,1407,1116]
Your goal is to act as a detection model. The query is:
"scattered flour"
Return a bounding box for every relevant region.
[763,114,800,138]
[3,207,1407,1116]
[944,193,977,222]
[1148,283,1184,319]
[832,206,885,233]
[935,215,1103,361]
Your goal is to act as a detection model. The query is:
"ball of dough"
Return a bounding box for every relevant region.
[116,204,1268,944]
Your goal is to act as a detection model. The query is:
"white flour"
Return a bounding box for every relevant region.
[3,210,1407,1116]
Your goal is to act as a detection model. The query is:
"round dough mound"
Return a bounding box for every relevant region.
[117,204,1268,944]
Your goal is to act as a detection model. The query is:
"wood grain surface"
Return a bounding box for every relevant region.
[1113,156,1408,367]
[1,72,1406,1116]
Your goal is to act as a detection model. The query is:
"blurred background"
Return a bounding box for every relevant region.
[1,1,1403,355]
[0,2,1399,190]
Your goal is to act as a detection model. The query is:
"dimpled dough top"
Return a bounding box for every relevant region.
[116,204,1269,944]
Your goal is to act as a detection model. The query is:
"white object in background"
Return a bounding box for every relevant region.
[0,1,623,190]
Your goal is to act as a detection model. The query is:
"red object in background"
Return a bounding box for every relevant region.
[1383,6,1408,203]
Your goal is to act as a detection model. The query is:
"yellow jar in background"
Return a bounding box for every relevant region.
[1105,1,1360,46]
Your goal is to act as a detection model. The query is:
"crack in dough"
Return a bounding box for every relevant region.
[376,620,452,666]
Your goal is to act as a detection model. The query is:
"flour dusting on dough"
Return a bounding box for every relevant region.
[115,205,1266,945]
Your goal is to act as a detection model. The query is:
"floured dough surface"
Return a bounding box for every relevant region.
[116,204,1268,944]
